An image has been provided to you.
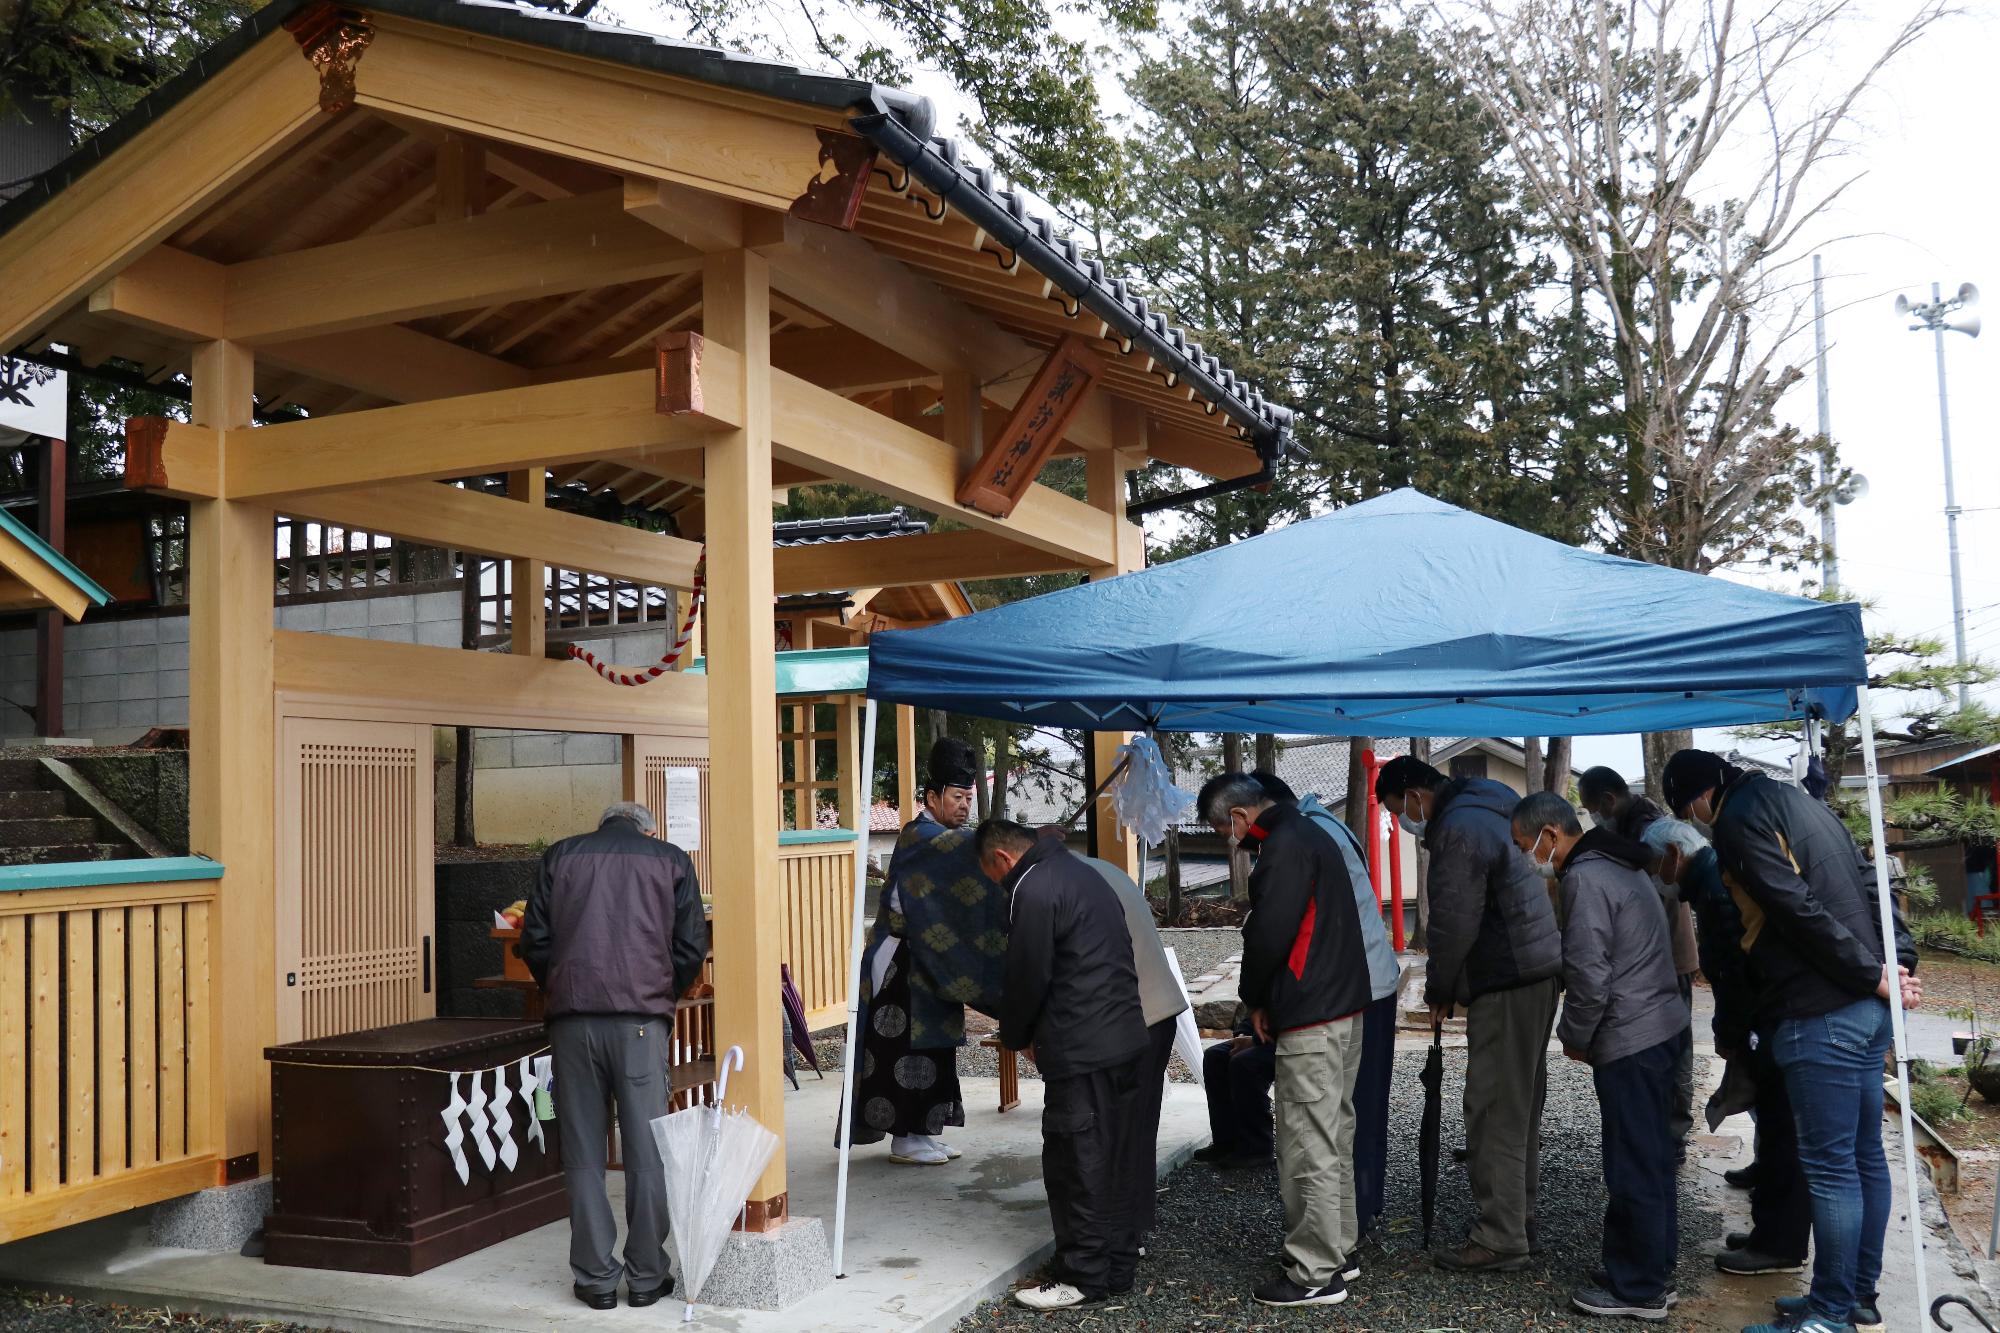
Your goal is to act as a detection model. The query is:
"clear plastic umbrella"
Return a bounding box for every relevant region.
[650,1045,781,1322]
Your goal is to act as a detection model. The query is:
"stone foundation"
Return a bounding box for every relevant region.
[149,1175,270,1251]
[689,1215,832,1312]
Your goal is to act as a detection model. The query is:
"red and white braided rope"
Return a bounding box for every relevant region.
[566,549,706,686]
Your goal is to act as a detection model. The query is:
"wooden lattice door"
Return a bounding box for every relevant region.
[628,734,711,891]
[277,718,436,1043]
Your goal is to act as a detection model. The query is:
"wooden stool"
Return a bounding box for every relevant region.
[979,1035,1021,1113]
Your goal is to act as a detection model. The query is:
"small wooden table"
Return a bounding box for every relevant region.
[979,1035,1021,1113]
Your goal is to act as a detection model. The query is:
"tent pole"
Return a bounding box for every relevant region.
[832,697,880,1278]
[1856,684,1930,1322]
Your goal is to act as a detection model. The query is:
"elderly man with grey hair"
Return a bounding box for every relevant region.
[522,801,709,1310]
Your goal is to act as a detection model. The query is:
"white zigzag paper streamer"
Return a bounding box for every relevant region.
[466,1070,496,1171]
[490,1065,518,1171]
[440,1072,470,1186]
[519,1056,545,1152]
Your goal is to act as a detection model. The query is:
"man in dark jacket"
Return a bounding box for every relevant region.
[1580,766,1698,1151]
[1642,817,1811,1280]
[1376,756,1562,1272]
[1201,771,1373,1310]
[981,819,1150,1313]
[520,801,708,1311]
[1664,750,1920,1333]
[1513,792,1682,1322]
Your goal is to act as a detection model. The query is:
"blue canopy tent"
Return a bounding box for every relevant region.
[861,488,1932,1320]
[866,489,1864,735]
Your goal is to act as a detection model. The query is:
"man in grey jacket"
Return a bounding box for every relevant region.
[521,801,709,1311]
[1376,756,1562,1272]
[1512,792,1682,1323]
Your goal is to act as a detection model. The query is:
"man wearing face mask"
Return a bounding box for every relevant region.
[1510,792,1683,1322]
[1662,748,1919,1333]
[1373,756,1562,1272]
[1198,771,1373,1309]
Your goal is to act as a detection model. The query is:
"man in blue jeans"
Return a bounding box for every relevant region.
[1664,751,1921,1333]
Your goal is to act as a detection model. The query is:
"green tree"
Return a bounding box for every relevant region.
[1,0,255,128]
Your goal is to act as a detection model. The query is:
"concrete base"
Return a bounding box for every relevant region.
[5,736,94,748]
[693,1215,831,1312]
[148,1176,270,1251]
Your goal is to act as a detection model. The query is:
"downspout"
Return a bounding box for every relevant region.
[1125,435,1305,518]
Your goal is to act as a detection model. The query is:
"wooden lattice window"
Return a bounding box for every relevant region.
[778,699,841,831]
[474,559,679,645]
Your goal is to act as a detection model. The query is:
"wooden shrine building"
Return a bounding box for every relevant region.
[0,0,1290,1271]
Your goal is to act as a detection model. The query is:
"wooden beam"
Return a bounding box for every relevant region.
[258,325,532,403]
[87,246,226,341]
[699,248,787,1206]
[354,19,835,211]
[286,482,702,589]
[768,326,931,394]
[0,528,92,622]
[273,631,706,734]
[957,335,1106,519]
[0,39,321,351]
[507,469,547,658]
[222,189,703,343]
[749,213,1113,449]
[1147,420,1264,481]
[773,528,1083,596]
[769,367,1114,565]
[225,352,740,500]
[1086,406,1145,877]
[622,175,774,251]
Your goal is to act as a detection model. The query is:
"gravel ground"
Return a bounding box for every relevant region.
[811,930,1241,1086]
[954,1047,1725,1332]
[0,1288,334,1333]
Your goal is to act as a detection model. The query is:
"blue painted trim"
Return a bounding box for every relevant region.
[0,505,112,607]
[0,855,224,893]
[777,829,858,846]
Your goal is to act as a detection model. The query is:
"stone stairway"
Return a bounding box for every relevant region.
[0,758,139,864]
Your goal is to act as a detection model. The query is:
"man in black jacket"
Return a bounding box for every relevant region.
[1201,771,1373,1310]
[520,801,709,1311]
[1375,756,1562,1272]
[981,819,1150,1313]
[1664,750,1920,1333]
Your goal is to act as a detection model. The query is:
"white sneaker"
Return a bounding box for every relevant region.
[1015,1282,1093,1310]
[888,1135,949,1165]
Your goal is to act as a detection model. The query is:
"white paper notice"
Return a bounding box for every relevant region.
[666,767,702,851]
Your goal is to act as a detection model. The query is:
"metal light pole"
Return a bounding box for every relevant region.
[1897,281,1981,710]
[1814,256,1838,591]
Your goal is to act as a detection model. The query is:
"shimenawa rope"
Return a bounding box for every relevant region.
[566,549,706,685]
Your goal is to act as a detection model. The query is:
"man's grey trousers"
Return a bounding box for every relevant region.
[1464,977,1560,1257]
[551,1015,672,1295]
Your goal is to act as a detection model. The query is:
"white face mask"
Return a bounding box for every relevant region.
[1396,793,1426,838]
[1530,830,1558,878]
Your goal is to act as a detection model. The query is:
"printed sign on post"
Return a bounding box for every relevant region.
[666,766,702,851]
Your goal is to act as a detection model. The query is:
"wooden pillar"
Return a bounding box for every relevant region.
[941,369,983,472]
[836,696,861,830]
[33,434,66,736]
[1085,405,1147,877]
[895,704,917,824]
[507,469,546,656]
[187,339,276,1176]
[701,249,788,1215]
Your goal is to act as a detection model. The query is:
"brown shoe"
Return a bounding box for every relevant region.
[1433,1242,1532,1273]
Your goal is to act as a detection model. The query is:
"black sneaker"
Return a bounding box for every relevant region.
[1724,1164,1759,1190]
[1571,1283,1671,1322]
[1776,1293,1882,1330]
[1717,1247,1805,1275]
[1254,1273,1348,1308]
[1591,1270,1678,1307]
[1724,1230,1752,1249]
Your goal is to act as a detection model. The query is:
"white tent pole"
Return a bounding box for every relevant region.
[831,697,879,1279]
[1856,683,1930,1322]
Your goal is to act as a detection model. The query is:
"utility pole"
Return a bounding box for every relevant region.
[1812,255,1838,593]
[1896,280,1979,711]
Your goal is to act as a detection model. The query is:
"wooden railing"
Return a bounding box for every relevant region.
[0,860,222,1241]
[778,834,857,1031]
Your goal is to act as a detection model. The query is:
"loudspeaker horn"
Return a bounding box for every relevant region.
[1945,308,1982,338]
[1836,474,1870,505]
[1959,282,1981,307]
[1895,293,1912,316]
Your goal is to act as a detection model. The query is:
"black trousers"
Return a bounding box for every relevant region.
[1044,1055,1146,1298]
[1124,1019,1176,1237]
[1749,1037,1812,1262]
[1593,1037,1680,1304]
[1201,1038,1276,1158]
[1353,992,1398,1234]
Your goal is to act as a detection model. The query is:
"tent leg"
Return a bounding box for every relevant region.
[832,698,879,1279]
[1857,684,1930,1324]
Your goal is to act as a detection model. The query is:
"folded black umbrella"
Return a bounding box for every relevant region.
[780,965,821,1077]
[1420,1019,1444,1249]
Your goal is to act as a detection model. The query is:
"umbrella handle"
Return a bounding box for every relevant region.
[715,1044,746,1104]
[1934,1295,2000,1331]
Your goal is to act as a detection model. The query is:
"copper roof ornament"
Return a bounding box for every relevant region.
[283,3,376,115]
